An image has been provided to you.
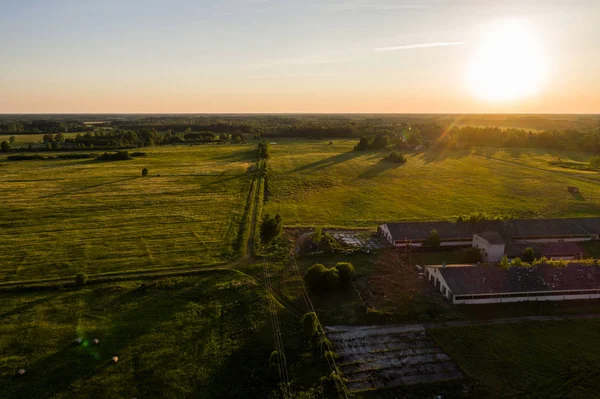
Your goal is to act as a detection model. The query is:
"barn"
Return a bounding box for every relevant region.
[425,263,600,304]
[378,217,600,248]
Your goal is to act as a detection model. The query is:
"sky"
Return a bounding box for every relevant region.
[0,0,598,113]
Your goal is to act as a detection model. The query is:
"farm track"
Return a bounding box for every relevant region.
[246,172,262,258]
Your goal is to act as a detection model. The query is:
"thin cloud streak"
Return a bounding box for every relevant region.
[373,41,466,51]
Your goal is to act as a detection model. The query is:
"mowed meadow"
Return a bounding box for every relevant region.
[0,145,255,282]
[430,320,600,398]
[0,271,273,399]
[265,139,600,227]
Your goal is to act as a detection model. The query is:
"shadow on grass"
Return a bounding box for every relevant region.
[417,149,471,164]
[570,191,586,201]
[0,293,59,320]
[206,148,257,162]
[0,282,195,399]
[358,158,405,179]
[38,176,140,198]
[290,151,363,173]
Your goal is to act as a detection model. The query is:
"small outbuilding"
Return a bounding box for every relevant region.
[472,232,505,262]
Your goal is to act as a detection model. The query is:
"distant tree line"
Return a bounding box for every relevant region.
[4,115,600,154]
[0,120,86,134]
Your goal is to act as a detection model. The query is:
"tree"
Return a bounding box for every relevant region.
[463,247,482,263]
[423,230,441,248]
[304,264,327,292]
[260,213,282,244]
[354,136,371,151]
[334,262,355,286]
[141,168,149,177]
[302,312,318,337]
[1,141,10,152]
[304,264,339,293]
[371,134,390,149]
[319,233,337,254]
[312,227,322,244]
[55,133,65,142]
[590,156,600,170]
[75,272,88,286]
[383,151,406,163]
[322,268,340,292]
[257,140,271,159]
[9,136,16,144]
[522,247,535,262]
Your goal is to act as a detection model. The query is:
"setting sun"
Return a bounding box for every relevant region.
[468,20,546,102]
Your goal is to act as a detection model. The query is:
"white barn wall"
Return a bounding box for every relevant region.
[453,293,600,305]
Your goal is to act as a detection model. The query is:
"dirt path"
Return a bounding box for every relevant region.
[245,173,261,258]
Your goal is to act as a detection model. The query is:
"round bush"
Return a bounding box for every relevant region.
[322,268,339,292]
[141,168,149,177]
[334,262,355,285]
[304,264,327,292]
[302,312,318,337]
[75,272,88,286]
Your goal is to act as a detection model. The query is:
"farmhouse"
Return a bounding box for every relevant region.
[425,263,600,304]
[378,218,600,248]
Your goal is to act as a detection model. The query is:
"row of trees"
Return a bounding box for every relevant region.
[304,262,355,293]
[257,141,271,159]
[0,120,86,134]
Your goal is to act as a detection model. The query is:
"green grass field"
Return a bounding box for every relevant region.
[0,133,82,146]
[430,319,600,398]
[0,271,279,399]
[0,145,255,282]
[265,140,600,227]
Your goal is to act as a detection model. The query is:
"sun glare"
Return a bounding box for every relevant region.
[468,20,546,101]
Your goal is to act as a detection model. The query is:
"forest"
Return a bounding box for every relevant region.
[1,114,600,153]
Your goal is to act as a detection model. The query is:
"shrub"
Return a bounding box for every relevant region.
[1,141,11,152]
[383,151,407,163]
[302,312,318,337]
[268,363,279,380]
[511,257,531,268]
[97,151,132,161]
[322,268,340,292]
[319,233,338,254]
[423,230,441,248]
[312,227,322,244]
[305,264,328,292]
[334,262,355,286]
[141,168,149,177]
[304,264,339,293]
[463,247,482,263]
[7,154,44,161]
[590,156,600,170]
[500,256,510,269]
[522,247,535,262]
[75,272,88,286]
[269,350,279,366]
[260,213,282,245]
[320,372,344,398]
